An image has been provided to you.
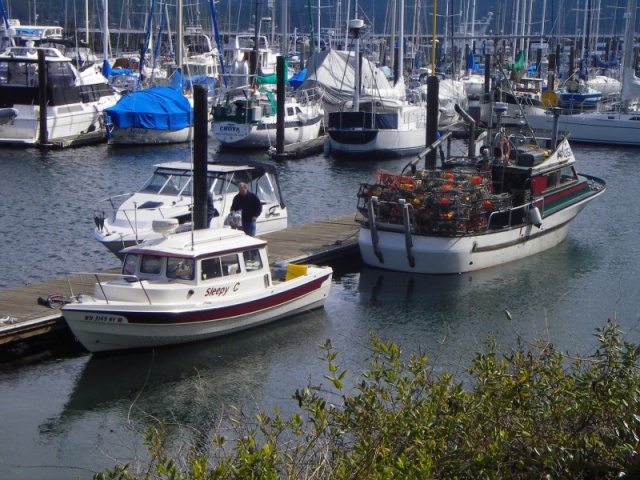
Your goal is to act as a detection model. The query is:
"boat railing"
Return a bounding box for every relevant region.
[66,272,153,305]
[486,200,540,231]
[94,194,180,238]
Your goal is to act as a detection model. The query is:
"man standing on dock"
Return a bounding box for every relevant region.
[231,182,262,237]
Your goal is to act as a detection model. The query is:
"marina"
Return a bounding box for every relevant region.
[0,0,640,472]
[0,119,639,480]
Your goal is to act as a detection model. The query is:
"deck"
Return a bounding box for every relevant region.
[0,215,360,347]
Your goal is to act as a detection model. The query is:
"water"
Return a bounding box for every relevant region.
[1,139,640,479]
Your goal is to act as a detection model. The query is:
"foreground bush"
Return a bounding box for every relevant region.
[96,320,640,479]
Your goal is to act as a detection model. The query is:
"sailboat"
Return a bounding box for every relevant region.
[326,8,427,160]
[211,3,324,150]
[104,69,198,145]
[525,0,640,146]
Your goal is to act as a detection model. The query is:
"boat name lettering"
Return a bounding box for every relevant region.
[233,282,240,291]
[84,314,125,323]
[205,286,230,297]
[220,126,240,132]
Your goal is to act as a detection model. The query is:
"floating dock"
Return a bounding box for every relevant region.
[0,215,360,349]
[268,135,327,160]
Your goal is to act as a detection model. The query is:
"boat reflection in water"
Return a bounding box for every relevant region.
[50,307,331,442]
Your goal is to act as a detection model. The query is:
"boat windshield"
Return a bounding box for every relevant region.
[139,170,192,196]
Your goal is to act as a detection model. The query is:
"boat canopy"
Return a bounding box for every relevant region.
[105,86,193,130]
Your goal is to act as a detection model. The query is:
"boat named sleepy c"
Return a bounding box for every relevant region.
[62,223,333,353]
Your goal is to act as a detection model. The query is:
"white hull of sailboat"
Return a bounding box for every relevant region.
[108,126,195,145]
[328,127,426,159]
[213,118,322,149]
[526,111,640,146]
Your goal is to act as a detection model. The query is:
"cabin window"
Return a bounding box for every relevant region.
[140,255,163,275]
[221,254,241,276]
[122,254,139,275]
[287,107,295,116]
[243,249,263,271]
[167,257,194,280]
[559,166,578,185]
[543,171,559,191]
[201,257,223,280]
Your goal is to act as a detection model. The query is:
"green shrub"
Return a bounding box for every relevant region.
[95,320,640,479]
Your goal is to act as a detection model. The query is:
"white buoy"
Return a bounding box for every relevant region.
[152,218,179,236]
[529,205,542,228]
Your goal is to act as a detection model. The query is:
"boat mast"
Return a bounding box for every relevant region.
[103,0,109,60]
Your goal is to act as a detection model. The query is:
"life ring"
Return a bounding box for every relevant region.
[499,136,511,158]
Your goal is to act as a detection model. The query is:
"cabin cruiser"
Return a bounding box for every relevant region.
[93,161,287,257]
[0,43,119,147]
[63,225,333,353]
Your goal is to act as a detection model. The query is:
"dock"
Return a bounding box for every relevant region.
[267,135,327,160]
[0,215,360,349]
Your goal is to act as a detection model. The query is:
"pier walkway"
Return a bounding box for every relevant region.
[0,215,360,347]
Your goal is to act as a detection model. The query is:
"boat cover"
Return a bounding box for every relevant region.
[105,86,193,130]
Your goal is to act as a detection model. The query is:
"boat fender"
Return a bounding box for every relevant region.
[529,204,542,228]
[323,136,331,156]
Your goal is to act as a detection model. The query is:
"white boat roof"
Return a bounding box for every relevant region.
[121,228,267,258]
[154,162,260,173]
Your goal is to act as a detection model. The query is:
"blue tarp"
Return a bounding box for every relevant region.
[105,86,193,130]
[288,68,307,90]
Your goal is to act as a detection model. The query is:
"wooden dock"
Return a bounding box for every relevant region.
[0,215,360,348]
[268,135,327,160]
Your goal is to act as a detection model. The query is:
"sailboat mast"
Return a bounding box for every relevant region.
[103,0,109,60]
[176,0,183,67]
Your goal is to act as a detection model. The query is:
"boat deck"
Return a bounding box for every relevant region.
[0,215,360,347]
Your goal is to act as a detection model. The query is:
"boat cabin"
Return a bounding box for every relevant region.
[121,240,266,285]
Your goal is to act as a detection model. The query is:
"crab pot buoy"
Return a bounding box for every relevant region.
[529,205,542,228]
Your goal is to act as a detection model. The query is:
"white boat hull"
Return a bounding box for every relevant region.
[63,270,332,353]
[213,117,322,149]
[359,195,600,274]
[0,98,117,147]
[328,126,426,159]
[108,126,194,145]
[526,112,640,146]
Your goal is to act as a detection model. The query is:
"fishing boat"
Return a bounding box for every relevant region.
[93,160,288,258]
[62,226,333,353]
[355,110,606,274]
[0,43,119,147]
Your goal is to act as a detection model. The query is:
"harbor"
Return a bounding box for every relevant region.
[0,126,637,479]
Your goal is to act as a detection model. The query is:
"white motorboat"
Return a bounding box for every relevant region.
[356,129,606,274]
[93,160,288,258]
[0,44,119,147]
[62,226,333,353]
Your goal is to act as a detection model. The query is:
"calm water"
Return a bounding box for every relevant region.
[1,139,640,479]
